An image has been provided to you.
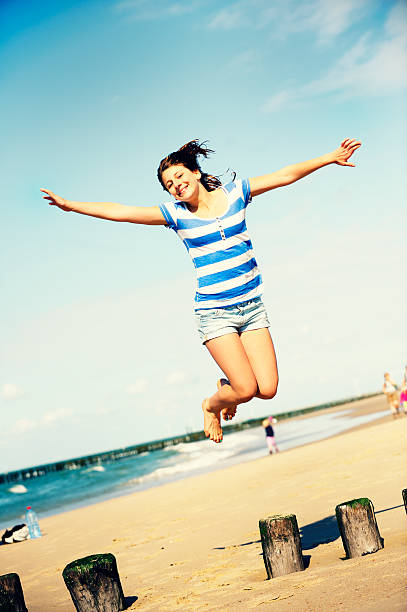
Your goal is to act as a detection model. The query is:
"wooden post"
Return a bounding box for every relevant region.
[402,489,407,514]
[335,498,383,558]
[259,514,304,579]
[0,573,28,612]
[62,553,125,612]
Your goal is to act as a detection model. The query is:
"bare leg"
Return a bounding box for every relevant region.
[202,330,279,441]
[214,329,278,420]
[217,378,237,421]
[266,436,274,454]
[240,328,279,399]
[201,334,257,441]
[390,402,399,418]
[205,333,258,412]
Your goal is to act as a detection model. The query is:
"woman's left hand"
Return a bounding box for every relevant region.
[332,138,362,167]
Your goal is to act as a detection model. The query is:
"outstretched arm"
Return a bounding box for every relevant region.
[249,138,361,197]
[40,189,166,225]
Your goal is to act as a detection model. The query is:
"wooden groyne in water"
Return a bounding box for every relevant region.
[0,392,379,484]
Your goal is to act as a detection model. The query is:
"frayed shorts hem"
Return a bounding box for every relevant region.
[200,323,270,345]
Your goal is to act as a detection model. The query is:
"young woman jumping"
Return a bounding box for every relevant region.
[41,137,361,443]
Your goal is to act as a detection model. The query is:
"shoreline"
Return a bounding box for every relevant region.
[1,395,390,525]
[1,395,389,530]
[2,394,406,611]
[0,392,382,484]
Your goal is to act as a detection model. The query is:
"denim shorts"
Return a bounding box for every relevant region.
[194,297,270,344]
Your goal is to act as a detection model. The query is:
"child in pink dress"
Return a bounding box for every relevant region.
[399,384,407,414]
[262,416,279,454]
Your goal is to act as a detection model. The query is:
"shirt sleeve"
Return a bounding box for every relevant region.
[158,201,177,231]
[241,178,252,207]
[223,178,252,208]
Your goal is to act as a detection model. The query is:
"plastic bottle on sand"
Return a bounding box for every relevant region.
[25,506,42,539]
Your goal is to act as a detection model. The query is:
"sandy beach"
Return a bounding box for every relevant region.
[1,395,406,611]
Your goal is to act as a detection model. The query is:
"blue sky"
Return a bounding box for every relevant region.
[1,0,406,471]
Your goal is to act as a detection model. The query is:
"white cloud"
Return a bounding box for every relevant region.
[287,0,372,44]
[14,418,38,434]
[207,3,246,30]
[262,90,293,114]
[114,0,201,20]
[227,49,259,72]
[12,409,74,436]
[263,2,407,112]
[42,409,73,425]
[208,0,372,42]
[165,370,187,385]
[385,1,407,38]
[1,383,24,399]
[115,0,374,36]
[94,405,115,415]
[125,379,148,394]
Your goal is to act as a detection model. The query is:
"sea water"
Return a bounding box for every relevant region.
[0,408,387,528]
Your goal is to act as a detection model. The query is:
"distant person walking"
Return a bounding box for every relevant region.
[41,137,361,443]
[382,372,399,417]
[262,416,279,454]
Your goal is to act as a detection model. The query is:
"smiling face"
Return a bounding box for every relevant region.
[161,164,201,201]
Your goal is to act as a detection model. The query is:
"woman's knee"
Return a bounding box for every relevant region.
[258,378,279,400]
[233,381,258,403]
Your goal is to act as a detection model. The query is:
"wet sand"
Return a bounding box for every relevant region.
[1,395,406,611]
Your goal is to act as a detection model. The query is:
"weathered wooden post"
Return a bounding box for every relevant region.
[62,553,125,612]
[402,489,407,514]
[259,514,304,579]
[335,498,383,558]
[0,573,28,612]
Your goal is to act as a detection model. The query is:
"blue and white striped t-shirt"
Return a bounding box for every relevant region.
[159,178,263,310]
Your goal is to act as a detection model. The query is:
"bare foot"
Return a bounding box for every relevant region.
[217,379,237,422]
[202,399,223,443]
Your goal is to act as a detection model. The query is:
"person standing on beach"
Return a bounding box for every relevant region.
[399,382,407,415]
[262,416,279,454]
[41,137,361,444]
[382,372,399,417]
[399,366,407,415]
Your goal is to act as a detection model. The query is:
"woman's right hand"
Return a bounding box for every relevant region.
[40,188,72,211]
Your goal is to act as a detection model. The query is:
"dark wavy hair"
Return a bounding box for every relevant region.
[157,140,222,192]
